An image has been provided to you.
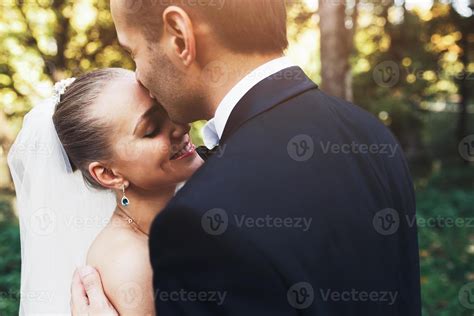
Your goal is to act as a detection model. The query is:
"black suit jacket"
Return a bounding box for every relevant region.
[149,67,421,315]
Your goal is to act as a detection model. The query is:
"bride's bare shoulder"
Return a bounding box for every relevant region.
[87,219,148,265]
[86,219,155,315]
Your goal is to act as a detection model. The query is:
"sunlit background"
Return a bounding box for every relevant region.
[0,0,473,315]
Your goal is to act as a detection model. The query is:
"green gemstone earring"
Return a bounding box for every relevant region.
[121,184,130,207]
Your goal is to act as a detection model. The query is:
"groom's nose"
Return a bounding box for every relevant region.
[135,69,141,83]
[135,70,146,91]
[136,73,156,100]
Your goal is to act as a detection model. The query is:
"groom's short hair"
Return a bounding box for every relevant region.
[127,0,288,54]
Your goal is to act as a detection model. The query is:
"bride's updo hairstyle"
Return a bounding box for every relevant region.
[53,68,130,190]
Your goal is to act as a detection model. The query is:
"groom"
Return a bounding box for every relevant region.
[71,0,421,314]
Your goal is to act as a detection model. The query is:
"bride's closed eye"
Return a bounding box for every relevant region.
[133,101,166,138]
[143,106,168,138]
[144,122,160,138]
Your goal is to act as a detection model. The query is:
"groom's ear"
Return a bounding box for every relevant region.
[88,162,125,190]
[162,6,196,67]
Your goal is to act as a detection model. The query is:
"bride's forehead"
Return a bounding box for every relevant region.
[103,77,151,110]
[103,75,145,100]
[94,75,150,114]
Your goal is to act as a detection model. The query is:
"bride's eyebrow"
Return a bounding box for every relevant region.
[133,104,159,135]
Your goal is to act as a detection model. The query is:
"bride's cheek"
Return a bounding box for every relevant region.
[154,146,170,167]
[160,141,170,158]
[141,142,157,161]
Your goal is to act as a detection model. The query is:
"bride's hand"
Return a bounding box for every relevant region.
[71,266,119,315]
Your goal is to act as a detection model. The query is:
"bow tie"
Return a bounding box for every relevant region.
[196,145,220,161]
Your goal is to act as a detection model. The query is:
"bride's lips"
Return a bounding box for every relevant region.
[170,136,196,161]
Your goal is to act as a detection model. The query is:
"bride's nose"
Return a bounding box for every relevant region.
[170,122,191,140]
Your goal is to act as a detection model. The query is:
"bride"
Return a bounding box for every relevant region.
[8,68,203,315]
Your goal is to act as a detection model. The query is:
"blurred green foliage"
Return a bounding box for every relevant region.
[416,167,474,316]
[351,2,474,165]
[0,0,134,134]
[0,196,20,315]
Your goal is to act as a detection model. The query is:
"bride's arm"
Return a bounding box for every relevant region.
[87,237,156,316]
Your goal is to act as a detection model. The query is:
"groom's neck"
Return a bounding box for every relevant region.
[204,52,284,118]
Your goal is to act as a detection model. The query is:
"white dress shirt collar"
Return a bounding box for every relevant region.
[202,56,296,149]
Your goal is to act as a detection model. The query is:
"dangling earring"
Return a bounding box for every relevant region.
[121,184,130,207]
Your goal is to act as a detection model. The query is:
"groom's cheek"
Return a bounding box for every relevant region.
[215,0,226,10]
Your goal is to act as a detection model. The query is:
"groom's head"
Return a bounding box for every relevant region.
[111,0,288,123]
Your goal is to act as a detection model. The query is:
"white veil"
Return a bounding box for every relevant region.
[7,83,116,315]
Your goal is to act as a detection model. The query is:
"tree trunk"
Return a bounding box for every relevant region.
[319,0,351,100]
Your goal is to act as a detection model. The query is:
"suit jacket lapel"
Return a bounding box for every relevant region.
[220,67,318,145]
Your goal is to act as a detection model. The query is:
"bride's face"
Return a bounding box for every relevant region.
[92,73,203,191]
